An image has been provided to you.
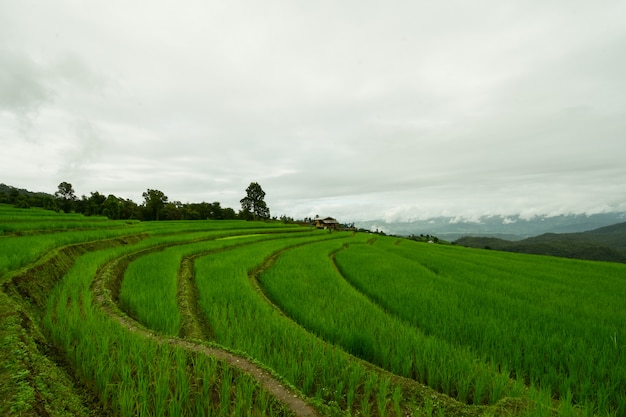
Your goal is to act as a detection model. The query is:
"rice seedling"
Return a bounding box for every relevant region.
[39,225,301,416]
[7,205,621,417]
[333,236,626,415]
[118,229,315,335]
[0,227,143,277]
[259,237,517,406]
[120,248,182,334]
[192,232,431,415]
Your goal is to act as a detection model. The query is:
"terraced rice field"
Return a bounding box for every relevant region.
[1,204,625,416]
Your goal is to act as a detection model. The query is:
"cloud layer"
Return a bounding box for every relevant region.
[2,1,626,221]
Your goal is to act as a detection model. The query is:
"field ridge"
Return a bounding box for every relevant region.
[92,235,322,417]
[4,206,625,416]
[178,252,215,340]
[2,235,145,416]
[252,236,523,417]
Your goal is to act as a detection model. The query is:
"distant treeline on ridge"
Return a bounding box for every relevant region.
[0,182,288,222]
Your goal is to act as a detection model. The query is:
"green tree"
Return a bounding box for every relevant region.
[223,207,237,220]
[240,182,270,220]
[142,189,168,221]
[42,196,58,212]
[162,201,183,220]
[121,198,139,219]
[9,188,20,204]
[14,195,30,209]
[55,181,76,213]
[102,195,122,219]
[210,201,224,219]
[85,191,106,216]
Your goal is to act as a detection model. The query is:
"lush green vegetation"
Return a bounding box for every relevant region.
[1,180,282,222]
[259,238,523,406]
[45,241,291,417]
[119,228,310,336]
[2,203,625,416]
[333,238,626,415]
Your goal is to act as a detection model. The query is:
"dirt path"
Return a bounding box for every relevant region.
[91,245,321,417]
[177,253,214,341]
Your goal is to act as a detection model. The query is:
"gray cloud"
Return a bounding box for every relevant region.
[0,50,51,114]
[2,1,626,221]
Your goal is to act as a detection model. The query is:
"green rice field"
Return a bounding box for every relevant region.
[1,204,625,416]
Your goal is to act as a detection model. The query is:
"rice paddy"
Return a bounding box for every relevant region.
[1,203,625,416]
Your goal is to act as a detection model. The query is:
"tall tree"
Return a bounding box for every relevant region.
[102,195,122,220]
[142,189,168,221]
[55,181,76,213]
[120,198,139,220]
[240,182,270,220]
[85,191,106,216]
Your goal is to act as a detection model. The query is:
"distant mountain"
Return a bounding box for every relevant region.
[0,183,56,208]
[0,183,53,198]
[356,213,626,241]
[455,222,626,263]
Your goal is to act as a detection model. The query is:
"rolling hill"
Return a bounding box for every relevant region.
[454,221,626,263]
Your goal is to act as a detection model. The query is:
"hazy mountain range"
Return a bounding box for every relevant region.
[455,221,626,263]
[356,212,626,241]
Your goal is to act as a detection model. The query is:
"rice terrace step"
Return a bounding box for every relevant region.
[1,204,625,416]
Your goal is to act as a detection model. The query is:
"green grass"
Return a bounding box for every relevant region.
[0,204,303,416]
[0,203,138,233]
[191,231,467,416]
[119,229,313,336]
[334,236,626,415]
[3,204,625,416]
[258,237,525,406]
[44,230,298,416]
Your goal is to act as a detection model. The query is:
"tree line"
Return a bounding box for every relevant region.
[1,181,275,222]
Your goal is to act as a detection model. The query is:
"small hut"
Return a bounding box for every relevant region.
[313,216,339,230]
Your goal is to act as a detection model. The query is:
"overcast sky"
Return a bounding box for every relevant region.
[2,1,625,222]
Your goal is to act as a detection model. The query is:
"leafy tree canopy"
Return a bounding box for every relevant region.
[55,182,76,213]
[240,182,270,220]
[55,182,76,201]
[142,189,168,221]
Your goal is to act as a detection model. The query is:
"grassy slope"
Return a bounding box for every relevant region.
[3,204,624,416]
[335,236,626,414]
[0,243,118,416]
[0,205,304,416]
[0,205,143,415]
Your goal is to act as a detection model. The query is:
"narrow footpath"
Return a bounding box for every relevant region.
[91,248,321,417]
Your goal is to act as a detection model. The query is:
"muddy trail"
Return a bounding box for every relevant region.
[91,242,322,417]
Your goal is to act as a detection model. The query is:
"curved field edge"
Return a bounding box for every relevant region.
[1,237,142,416]
[118,230,322,337]
[332,238,626,415]
[0,208,601,417]
[0,221,309,417]
[91,237,320,417]
[110,230,357,415]
[43,226,316,416]
[254,235,573,416]
[190,233,533,417]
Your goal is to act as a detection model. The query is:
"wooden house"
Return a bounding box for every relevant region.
[314,216,339,230]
